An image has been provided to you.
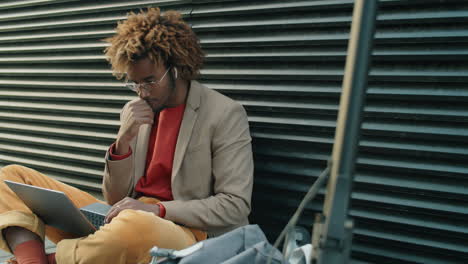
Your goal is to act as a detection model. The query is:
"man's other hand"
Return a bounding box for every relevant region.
[115,99,154,154]
[104,197,160,224]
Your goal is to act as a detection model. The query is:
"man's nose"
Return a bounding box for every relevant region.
[138,88,151,99]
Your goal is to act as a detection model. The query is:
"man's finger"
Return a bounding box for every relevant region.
[105,207,121,224]
[133,99,153,110]
[104,208,114,223]
[133,110,154,118]
[105,202,124,223]
[136,118,154,125]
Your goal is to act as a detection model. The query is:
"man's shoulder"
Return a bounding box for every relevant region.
[196,81,242,110]
[193,81,247,126]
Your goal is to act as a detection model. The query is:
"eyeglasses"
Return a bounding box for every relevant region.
[125,67,171,93]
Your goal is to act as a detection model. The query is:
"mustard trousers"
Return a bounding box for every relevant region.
[0,165,203,264]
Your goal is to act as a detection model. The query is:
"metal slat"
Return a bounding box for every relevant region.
[0,143,103,165]
[0,30,114,43]
[0,0,188,23]
[0,101,119,114]
[0,55,105,63]
[0,16,125,33]
[0,121,115,140]
[0,66,467,82]
[0,154,102,178]
[0,0,79,10]
[0,112,118,128]
[0,132,107,152]
[0,43,107,53]
[350,207,468,236]
[0,79,125,90]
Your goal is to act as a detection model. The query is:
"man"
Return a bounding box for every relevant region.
[0,7,253,264]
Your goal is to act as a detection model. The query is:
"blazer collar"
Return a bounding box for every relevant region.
[171,80,201,181]
[186,80,201,111]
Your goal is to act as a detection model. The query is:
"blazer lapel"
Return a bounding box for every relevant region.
[134,123,151,186]
[172,80,201,182]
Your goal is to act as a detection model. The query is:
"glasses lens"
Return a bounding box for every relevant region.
[125,82,137,91]
[140,83,150,91]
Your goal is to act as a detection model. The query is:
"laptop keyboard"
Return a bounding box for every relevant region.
[80,210,106,229]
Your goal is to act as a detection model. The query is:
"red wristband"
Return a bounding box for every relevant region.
[108,142,132,160]
[158,203,166,218]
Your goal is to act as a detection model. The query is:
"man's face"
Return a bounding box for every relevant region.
[126,57,175,113]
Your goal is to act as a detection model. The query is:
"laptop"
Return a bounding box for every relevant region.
[4,180,112,237]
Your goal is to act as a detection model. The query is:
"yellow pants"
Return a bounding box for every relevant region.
[0,165,205,264]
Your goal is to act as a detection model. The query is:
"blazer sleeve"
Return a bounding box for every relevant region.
[102,106,136,205]
[160,102,254,230]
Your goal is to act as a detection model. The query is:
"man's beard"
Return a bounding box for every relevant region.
[147,70,177,113]
[150,103,164,114]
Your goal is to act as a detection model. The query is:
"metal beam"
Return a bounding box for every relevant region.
[312,0,378,263]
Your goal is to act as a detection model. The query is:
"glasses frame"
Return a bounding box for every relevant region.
[125,67,171,93]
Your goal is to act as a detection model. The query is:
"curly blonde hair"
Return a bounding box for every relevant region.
[104,7,204,80]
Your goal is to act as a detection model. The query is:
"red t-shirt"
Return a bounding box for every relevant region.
[109,104,186,217]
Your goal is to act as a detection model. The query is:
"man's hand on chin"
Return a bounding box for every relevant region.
[104,197,160,224]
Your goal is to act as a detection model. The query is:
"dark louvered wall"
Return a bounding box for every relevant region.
[0,1,466,263]
[355,1,468,263]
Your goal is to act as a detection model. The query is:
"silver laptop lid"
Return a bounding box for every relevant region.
[4,180,96,236]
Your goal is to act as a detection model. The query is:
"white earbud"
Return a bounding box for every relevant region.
[173,68,178,79]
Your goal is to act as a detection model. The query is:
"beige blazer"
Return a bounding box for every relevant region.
[102,80,254,237]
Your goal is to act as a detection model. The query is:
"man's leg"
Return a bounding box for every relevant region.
[56,209,198,264]
[3,226,48,264]
[0,164,102,255]
[2,227,42,252]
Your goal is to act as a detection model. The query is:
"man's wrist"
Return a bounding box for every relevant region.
[157,203,166,218]
[109,142,132,160]
[115,138,131,155]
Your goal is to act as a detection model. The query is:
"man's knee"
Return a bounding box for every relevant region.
[114,209,162,236]
[77,210,159,262]
[73,209,191,263]
[0,164,28,180]
[116,209,195,250]
[99,209,161,247]
[1,164,27,174]
[74,235,128,264]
